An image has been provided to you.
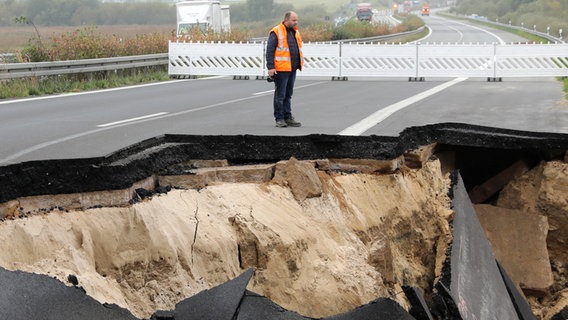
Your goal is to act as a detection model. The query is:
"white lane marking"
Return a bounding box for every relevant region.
[0,95,259,164]
[0,81,326,164]
[0,128,111,164]
[432,16,505,44]
[456,20,505,44]
[0,76,226,105]
[339,77,468,136]
[252,81,324,96]
[253,90,274,95]
[419,17,460,42]
[418,25,440,42]
[97,112,169,127]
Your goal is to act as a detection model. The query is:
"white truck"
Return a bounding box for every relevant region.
[176,0,231,35]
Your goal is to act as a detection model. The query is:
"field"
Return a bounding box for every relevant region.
[1,1,353,52]
[0,24,175,52]
[222,0,351,9]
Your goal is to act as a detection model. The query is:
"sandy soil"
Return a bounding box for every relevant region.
[0,159,452,318]
[0,157,565,319]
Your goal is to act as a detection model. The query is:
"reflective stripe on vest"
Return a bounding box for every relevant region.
[270,23,303,72]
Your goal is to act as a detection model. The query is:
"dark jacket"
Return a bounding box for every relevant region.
[266,25,301,71]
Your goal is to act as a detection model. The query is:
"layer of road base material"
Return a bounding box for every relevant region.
[0,123,567,319]
[0,171,564,319]
[1,122,568,203]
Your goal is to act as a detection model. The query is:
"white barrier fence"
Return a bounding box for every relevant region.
[168,41,568,80]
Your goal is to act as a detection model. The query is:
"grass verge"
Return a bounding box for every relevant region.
[380,26,430,43]
[1,68,169,100]
[436,11,549,43]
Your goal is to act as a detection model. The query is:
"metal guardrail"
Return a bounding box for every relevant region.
[0,53,17,63]
[485,19,564,43]
[2,17,564,82]
[0,27,423,81]
[0,53,169,80]
[331,26,426,43]
[441,12,565,44]
[249,26,425,44]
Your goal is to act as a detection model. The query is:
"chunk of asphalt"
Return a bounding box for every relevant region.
[174,268,254,320]
[432,173,520,319]
[0,266,138,320]
[67,273,79,286]
[322,297,416,320]
[496,261,538,320]
[550,306,568,320]
[235,290,312,320]
[402,285,435,320]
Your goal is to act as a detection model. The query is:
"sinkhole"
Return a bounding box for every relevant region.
[0,123,567,320]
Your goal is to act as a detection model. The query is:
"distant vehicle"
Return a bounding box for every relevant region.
[356,3,373,22]
[176,0,230,36]
[403,1,412,13]
[335,17,348,26]
[421,4,430,16]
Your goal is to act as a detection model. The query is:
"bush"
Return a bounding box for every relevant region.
[401,15,424,31]
[330,17,420,41]
[301,24,334,42]
[175,27,249,43]
[17,25,173,62]
[18,38,49,62]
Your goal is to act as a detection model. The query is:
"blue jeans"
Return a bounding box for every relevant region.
[273,70,297,121]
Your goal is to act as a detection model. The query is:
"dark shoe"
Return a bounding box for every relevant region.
[275,120,288,127]
[285,117,302,127]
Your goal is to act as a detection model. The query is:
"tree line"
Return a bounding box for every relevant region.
[4,0,566,35]
[0,0,301,27]
[0,0,375,28]
[0,0,174,26]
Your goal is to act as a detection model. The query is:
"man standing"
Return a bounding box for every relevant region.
[266,11,304,128]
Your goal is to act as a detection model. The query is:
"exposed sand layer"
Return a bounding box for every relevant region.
[0,157,566,319]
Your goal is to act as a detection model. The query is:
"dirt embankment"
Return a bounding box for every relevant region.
[0,154,566,319]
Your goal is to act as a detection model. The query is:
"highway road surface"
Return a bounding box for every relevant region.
[1,15,567,164]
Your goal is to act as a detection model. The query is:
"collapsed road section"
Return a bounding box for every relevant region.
[0,123,567,319]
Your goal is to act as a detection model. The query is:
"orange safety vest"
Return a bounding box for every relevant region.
[270,23,304,72]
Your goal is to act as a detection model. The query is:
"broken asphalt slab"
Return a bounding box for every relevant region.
[151,267,417,320]
[1,122,568,319]
[0,172,546,319]
[173,268,253,320]
[431,173,537,320]
[0,266,138,320]
[1,122,568,203]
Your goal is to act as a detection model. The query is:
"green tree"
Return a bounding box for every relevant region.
[9,0,172,26]
[246,0,274,22]
[298,5,332,28]
[22,0,98,25]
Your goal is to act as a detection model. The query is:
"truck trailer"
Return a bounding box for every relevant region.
[176,0,230,36]
[356,3,373,22]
